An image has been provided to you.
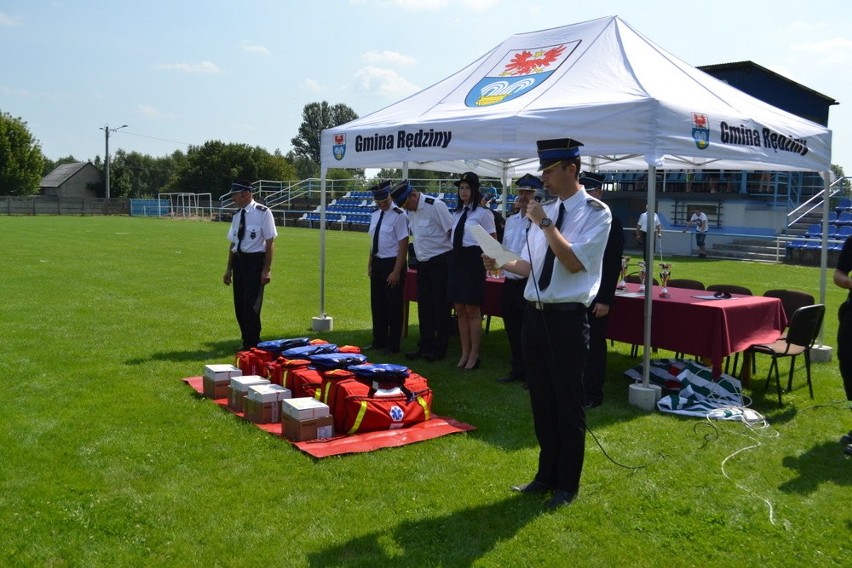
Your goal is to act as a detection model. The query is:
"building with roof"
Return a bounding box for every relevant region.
[40,162,101,198]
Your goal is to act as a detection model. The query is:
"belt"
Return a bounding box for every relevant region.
[418,251,450,265]
[505,278,528,286]
[527,301,584,311]
[233,251,265,258]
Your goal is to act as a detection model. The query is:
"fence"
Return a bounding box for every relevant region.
[1,196,128,215]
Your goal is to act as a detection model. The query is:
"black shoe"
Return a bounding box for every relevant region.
[423,352,444,362]
[405,350,425,360]
[845,443,852,456]
[511,480,551,494]
[840,431,852,445]
[521,381,529,390]
[364,344,384,351]
[463,358,481,371]
[546,490,577,509]
[497,375,522,383]
[584,399,602,409]
[383,347,400,355]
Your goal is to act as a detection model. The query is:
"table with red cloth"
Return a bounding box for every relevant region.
[608,284,787,381]
[402,268,504,336]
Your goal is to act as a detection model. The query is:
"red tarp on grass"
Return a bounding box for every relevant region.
[182,377,475,459]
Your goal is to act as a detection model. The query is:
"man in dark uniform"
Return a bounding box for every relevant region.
[222,180,278,349]
[391,180,454,362]
[497,173,544,387]
[484,139,611,509]
[580,172,624,408]
[832,235,852,455]
[367,180,409,354]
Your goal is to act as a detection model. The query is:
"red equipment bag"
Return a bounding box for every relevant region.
[334,371,432,435]
[289,365,324,399]
[235,348,276,377]
[265,357,310,387]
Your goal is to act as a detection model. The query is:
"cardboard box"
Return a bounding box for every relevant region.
[244,397,281,424]
[203,363,242,381]
[228,375,270,413]
[202,364,242,399]
[282,414,334,442]
[281,397,330,420]
[247,384,291,403]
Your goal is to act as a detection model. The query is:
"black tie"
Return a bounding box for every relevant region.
[537,203,565,291]
[372,210,384,256]
[453,207,469,249]
[236,209,246,252]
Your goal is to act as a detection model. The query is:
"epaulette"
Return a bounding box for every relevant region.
[393,207,404,214]
[585,198,605,211]
[425,197,435,205]
[257,204,268,211]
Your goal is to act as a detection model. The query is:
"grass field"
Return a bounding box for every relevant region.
[1,215,849,567]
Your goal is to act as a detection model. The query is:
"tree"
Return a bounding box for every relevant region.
[832,164,850,192]
[290,101,358,165]
[0,111,45,195]
[167,141,297,198]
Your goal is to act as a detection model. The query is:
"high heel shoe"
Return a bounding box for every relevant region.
[456,357,469,368]
[463,358,481,371]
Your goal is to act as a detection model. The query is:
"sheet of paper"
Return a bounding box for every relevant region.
[692,294,739,300]
[469,224,521,267]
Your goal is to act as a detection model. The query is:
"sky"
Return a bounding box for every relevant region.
[2,0,852,174]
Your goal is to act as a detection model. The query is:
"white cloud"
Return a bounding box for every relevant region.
[790,37,852,64]
[135,105,175,119]
[153,61,222,74]
[354,66,419,98]
[0,12,21,26]
[362,50,416,67]
[242,43,272,56]
[303,78,323,92]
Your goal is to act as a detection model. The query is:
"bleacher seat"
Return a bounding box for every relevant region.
[804,223,821,238]
[836,198,852,213]
[838,211,852,226]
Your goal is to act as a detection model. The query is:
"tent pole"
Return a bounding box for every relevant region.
[813,170,833,359]
[642,166,657,389]
[312,168,333,331]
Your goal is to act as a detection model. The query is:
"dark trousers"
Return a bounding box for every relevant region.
[522,305,588,494]
[837,301,852,401]
[370,256,405,351]
[500,278,528,380]
[416,253,451,357]
[584,308,610,404]
[232,253,266,349]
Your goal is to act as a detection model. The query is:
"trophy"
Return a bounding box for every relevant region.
[618,255,630,289]
[637,261,647,293]
[659,262,672,298]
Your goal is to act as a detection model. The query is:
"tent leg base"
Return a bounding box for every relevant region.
[628,383,661,412]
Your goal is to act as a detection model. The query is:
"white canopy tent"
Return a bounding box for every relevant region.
[318,15,833,391]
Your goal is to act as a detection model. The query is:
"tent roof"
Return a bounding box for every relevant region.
[321,16,831,177]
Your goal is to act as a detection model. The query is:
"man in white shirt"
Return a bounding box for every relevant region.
[391,180,454,362]
[497,173,543,387]
[635,205,661,264]
[484,138,611,509]
[367,180,409,354]
[222,180,278,349]
[683,206,709,258]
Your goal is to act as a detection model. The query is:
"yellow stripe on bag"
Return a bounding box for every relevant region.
[347,401,368,434]
[416,395,430,420]
[320,382,331,403]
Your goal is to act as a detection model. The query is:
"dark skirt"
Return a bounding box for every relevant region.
[447,245,486,305]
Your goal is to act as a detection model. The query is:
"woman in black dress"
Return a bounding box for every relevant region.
[448,172,496,370]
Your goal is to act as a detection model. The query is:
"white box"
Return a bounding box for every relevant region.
[281,397,330,420]
[247,384,292,403]
[203,364,242,381]
[230,375,270,393]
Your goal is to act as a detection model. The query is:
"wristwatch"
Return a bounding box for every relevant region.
[539,217,553,229]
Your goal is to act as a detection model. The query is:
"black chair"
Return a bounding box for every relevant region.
[666,278,705,291]
[763,289,815,326]
[744,304,825,407]
[707,284,753,296]
[625,274,659,286]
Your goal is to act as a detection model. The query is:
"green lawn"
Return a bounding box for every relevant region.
[1,216,849,567]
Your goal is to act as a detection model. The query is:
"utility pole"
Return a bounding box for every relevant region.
[100,124,127,199]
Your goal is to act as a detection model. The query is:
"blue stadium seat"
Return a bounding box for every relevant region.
[804,223,821,238]
[838,211,852,226]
